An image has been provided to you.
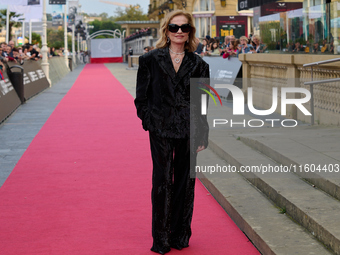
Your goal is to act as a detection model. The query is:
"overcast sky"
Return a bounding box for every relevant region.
[77,0,149,16]
[0,0,149,16]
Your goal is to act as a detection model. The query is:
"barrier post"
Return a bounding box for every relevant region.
[64,4,69,69]
[41,0,51,85]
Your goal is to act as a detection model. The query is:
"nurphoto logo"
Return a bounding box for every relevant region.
[200,83,312,128]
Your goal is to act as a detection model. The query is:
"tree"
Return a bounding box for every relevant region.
[0,9,22,41]
[47,28,73,49]
[88,20,121,38]
[114,5,148,21]
[30,32,41,45]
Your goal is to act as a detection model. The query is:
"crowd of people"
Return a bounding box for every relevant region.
[195,34,267,58]
[284,39,334,53]
[138,34,267,59]
[0,41,71,66]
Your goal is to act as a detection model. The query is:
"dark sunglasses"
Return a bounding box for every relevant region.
[168,24,191,33]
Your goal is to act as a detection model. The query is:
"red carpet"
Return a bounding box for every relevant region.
[0,64,260,255]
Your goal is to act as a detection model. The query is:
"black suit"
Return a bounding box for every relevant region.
[135,47,209,252]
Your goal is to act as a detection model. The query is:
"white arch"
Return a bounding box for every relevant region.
[87,30,122,40]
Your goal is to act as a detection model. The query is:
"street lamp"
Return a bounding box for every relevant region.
[168,0,174,10]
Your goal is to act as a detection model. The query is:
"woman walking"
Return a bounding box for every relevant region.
[134,10,209,255]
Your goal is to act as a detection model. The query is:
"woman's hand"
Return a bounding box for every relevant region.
[196,146,205,153]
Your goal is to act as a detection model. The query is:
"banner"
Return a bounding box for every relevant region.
[0,0,27,5]
[28,0,40,5]
[238,0,279,11]
[49,0,66,4]
[202,56,242,99]
[24,5,43,21]
[9,1,43,21]
[51,5,63,26]
[68,0,79,26]
[8,5,31,13]
[91,39,122,58]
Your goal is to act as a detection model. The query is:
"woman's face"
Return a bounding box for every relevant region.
[203,40,207,46]
[213,42,218,48]
[253,37,259,45]
[167,15,190,46]
[240,38,247,45]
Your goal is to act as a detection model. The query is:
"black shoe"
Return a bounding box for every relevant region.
[170,240,189,250]
[150,246,171,254]
[170,243,183,250]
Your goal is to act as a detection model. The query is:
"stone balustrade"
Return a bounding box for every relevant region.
[239,54,340,125]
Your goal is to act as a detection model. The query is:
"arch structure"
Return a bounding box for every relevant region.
[88,29,123,63]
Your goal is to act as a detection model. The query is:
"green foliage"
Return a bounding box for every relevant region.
[0,9,22,41]
[88,20,121,38]
[31,32,41,45]
[259,21,281,50]
[46,14,52,22]
[47,28,72,49]
[114,6,148,21]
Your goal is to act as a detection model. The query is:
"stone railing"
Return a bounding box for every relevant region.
[124,35,158,56]
[239,54,340,125]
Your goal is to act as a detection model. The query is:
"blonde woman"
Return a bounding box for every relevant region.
[252,35,265,53]
[134,10,209,254]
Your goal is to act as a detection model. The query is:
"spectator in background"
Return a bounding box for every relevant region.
[226,40,239,56]
[1,43,8,57]
[321,39,328,53]
[223,36,230,49]
[12,48,25,65]
[313,43,319,53]
[0,48,7,62]
[248,34,253,44]
[329,41,334,53]
[238,36,254,54]
[304,40,311,53]
[207,40,220,55]
[128,47,133,55]
[200,38,209,56]
[0,59,5,80]
[251,35,265,53]
[26,44,39,60]
[292,42,303,53]
[287,42,295,52]
[194,38,203,55]
[143,46,151,54]
[276,41,281,50]
[2,45,17,63]
[50,47,58,57]
[8,41,15,57]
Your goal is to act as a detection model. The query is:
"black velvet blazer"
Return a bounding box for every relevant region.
[134,46,209,148]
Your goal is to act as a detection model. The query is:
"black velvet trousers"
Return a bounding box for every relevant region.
[149,132,197,250]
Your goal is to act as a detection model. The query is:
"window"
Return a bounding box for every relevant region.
[193,0,215,38]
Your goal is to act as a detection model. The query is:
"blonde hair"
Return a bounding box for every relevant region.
[240,36,248,41]
[252,34,261,41]
[156,10,197,52]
